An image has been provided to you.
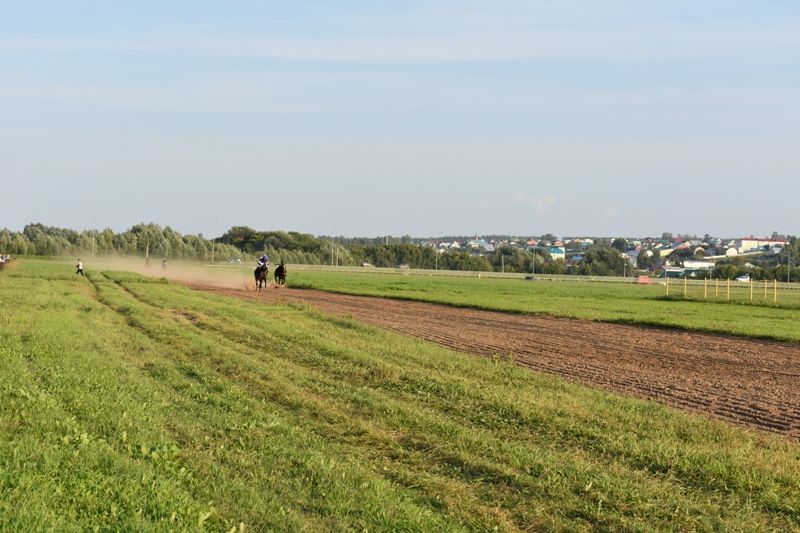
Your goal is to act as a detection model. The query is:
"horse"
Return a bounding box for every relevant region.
[274,263,287,287]
[254,264,268,291]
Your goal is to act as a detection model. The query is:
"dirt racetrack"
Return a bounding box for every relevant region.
[191,284,800,439]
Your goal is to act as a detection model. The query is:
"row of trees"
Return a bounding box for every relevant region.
[0,223,243,260]
[0,223,640,276]
[7,223,794,280]
[708,264,800,281]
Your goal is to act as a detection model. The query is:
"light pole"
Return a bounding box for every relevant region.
[331,227,338,267]
[210,220,219,263]
[91,215,99,258]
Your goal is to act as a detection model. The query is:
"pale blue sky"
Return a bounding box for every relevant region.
[1,1,798,237]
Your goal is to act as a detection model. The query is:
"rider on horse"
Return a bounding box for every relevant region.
[274,260,287,286]
[255,254,269,290]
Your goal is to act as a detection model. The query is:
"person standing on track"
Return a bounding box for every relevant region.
[75,258,84,276]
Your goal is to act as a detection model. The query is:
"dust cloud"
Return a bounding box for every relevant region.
[87,256,258,291]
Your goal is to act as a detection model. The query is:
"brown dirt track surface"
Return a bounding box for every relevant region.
[191,284,800,439]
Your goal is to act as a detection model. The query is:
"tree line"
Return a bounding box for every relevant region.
[5,223,796,280]
[0,223,652,276]
[0,223,243,260]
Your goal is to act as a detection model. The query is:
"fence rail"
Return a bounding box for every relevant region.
[241,263,642,283]
[663,277,800,302]
[210,262,799,293]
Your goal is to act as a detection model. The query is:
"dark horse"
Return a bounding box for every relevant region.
[274,263,287,286]
[254,264,268,291]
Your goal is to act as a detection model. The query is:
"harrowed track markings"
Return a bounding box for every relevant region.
[190,284,800,439]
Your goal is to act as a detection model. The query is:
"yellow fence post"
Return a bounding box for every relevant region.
[750,279,753,303]
[683,278,687,298]
[774,279,778,304]
[727,279,730,301]
[704,278,708,300]
[715,279,719,297]
[764,279,768,301]
[665,276,669,296]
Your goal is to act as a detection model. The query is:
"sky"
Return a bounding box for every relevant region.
[1,0,798,238]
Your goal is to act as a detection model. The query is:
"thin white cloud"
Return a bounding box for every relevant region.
[513,193,558,215]
[0,27,797,63]
[0,86,162,99]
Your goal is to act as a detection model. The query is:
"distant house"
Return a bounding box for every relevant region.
[662,266,685,278]
[567,254,583,267]
[683,260,714,271]
[549,247,566,261]
[737,237,787,254]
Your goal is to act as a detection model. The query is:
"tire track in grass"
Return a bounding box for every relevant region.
[106,278,537,529]
[90,274,506,530]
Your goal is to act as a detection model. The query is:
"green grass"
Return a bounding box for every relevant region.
[287,270,800,343]
[1,259,799,531]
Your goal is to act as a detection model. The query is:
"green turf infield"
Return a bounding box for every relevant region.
[1,259,799,530]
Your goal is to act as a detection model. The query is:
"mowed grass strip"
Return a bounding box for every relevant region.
[0,261,798,531]
[288,270,800,342]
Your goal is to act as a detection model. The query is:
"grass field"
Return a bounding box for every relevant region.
[288,270,800,343]
[2,259,800,530]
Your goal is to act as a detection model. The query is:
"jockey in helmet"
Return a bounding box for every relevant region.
[258,254,269,268]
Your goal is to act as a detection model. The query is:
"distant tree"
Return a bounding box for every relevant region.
[637,251,655,270]
[439,252,492,271]
[611,238,628,252]
[713,263,738,280]
[576,246,627,276]
[669,248,694,267]
[539,259,566,275]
